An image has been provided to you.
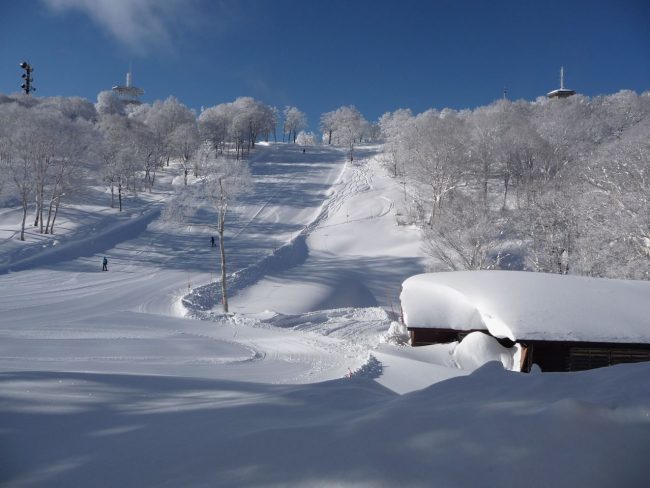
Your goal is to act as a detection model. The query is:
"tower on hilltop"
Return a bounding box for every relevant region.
[547,67,576,99]
[112,67,144,104]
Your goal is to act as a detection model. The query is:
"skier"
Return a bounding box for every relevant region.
[102,256,108,271]
[211,236,215,247]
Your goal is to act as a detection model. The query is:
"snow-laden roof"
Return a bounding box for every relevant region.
[547,88,576,98]
[400,271,650,343]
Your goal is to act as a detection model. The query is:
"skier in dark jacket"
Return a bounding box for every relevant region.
[102,256,108,271]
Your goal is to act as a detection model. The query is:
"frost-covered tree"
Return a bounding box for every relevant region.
[581,118,650,278]
[199,104,231,154]
[321,106,366,161]
[319,110,336,145]
[2,104,37,240]
[295,131,316,146]
[379,108,413,177]
[134,96,196,168]
[402,109,469,225]
[43,118,95,234]
[97,115,139,211]
[168,122,201,185]
[386,90,650,279]
[95,90,125,116]
[283,106,307,143]
[423,192,508,271]
[40,96,97,122]
[199,98,276,158]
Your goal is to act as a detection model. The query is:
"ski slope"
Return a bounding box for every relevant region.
[1,143,648,487]
[0,143,406,383]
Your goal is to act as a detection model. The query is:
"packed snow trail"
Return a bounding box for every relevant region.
[228,146,426,315]
[0,143,379,383]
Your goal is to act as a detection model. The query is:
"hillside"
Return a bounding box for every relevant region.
[0,142,648,487]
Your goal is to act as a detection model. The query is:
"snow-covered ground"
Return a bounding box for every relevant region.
[1,143,648,487]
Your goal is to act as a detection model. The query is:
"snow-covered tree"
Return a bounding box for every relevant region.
[402,109,469,225]
[168,123,201,185]
[134,96,196,168]
[283,106,307,144]
[199,98,276,158]
[423,192,508,271]
[95,90,125,116]
[295,131,316,146]
[319,110,336,145]
[320,106,367,161]
[379,108,413,177]
[97,115,139,211]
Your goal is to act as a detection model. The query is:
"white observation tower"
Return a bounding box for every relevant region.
[112,67,144,104]
[547,67,576,99]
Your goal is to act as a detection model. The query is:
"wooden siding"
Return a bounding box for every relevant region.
[408,327,650,373]
[409,328,468,346]
[521,341,650,372]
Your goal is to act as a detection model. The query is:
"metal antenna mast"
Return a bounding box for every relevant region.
[19,61,35,95]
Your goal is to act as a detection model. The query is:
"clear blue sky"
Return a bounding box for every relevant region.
[1,0,648,129]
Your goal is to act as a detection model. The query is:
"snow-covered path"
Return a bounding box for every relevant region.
[0,143,404,383]
[229,146,426,314]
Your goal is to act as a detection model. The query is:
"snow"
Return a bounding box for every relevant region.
[401,270,650,343]
[1,143,648,487]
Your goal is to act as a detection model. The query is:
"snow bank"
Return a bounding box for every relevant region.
[3,362,647,487]
[452,331,522,371]
[401,271,650,343]
[183,233,309,314]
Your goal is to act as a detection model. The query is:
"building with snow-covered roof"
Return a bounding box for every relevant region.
[400,271,650,372]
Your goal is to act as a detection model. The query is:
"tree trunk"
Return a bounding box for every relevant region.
[149,156,157,192]
[33,192,40,227]
[328,130,332,145]
[51,197,61,234]
[20,204,27,241]
[482,159,489,210]
[219,225,228,313]
[118,182,123,212]
[218,177,228,312]
[45,193,56,234]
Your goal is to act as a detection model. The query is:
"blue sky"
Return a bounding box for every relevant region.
[1,0,648,129]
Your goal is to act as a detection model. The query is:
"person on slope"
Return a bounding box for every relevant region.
[102,256,108,271]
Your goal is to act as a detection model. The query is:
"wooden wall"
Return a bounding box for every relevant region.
[408,328,650,372]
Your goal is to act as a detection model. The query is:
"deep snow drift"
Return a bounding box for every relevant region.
[1,143,648,487]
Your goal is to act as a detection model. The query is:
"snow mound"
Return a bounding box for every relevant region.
[381,321,409,345]
[452,331,521,371]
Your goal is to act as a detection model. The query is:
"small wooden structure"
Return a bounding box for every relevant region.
[408,327,650,372]
[401,271,650,373]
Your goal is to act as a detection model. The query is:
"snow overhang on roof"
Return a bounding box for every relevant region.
[547,88,576,98]
[400,271,650,344]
